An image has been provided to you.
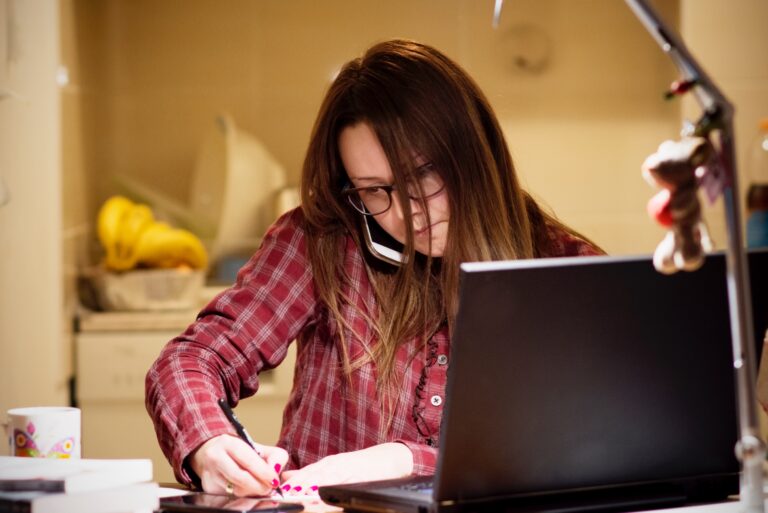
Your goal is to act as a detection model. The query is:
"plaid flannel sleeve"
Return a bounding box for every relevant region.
[145,208,317,484]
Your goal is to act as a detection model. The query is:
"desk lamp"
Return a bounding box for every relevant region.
[492,0,765,511]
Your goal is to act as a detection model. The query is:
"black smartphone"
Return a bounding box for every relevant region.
[160,494,304,513]
[361,213,406,266]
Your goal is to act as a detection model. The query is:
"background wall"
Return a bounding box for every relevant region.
[66,0,681,260]
[680,0,768,240]
[0,0,67,432]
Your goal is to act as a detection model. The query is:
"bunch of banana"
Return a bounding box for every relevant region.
[97,195,208,271]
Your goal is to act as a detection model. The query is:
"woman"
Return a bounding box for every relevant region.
[145,39,602,498]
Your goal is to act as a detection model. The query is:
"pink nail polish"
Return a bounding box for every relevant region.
[282,484,291,491]
[274,463,281,473]
[294,486,302,492]
[271,479,279,487]
[311,485,319,492]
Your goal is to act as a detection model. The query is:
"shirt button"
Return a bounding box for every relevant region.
[437,354,448,365]
[430,395,443,406]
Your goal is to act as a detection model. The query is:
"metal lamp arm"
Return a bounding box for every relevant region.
[627,1,764,511]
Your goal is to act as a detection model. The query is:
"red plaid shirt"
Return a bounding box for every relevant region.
[145,208,601,484]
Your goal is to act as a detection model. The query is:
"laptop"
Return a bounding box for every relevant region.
[319,249,768,513]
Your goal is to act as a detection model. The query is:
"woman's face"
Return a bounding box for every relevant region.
[339,122,449,257]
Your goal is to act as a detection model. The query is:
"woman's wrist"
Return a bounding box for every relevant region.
[182,455,203,489]
[378,442,414,476]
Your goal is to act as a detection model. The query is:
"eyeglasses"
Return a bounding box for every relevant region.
[342,163,445,216]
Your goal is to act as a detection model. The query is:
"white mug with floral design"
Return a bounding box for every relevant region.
[5,406,81,458]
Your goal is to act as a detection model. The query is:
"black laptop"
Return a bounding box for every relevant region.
[320,250,768,513]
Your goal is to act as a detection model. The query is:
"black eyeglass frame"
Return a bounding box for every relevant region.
[341,164,446,216]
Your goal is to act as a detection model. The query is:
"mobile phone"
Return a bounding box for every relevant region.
[361,213,406,266]
[160,493,304,513]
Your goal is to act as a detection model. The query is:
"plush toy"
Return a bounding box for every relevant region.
[642,136,715,274]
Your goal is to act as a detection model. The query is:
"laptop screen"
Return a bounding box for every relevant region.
[434,251,759,501]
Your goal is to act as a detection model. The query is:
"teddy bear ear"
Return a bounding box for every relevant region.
[641,166,660,188]
[641,137,712,190]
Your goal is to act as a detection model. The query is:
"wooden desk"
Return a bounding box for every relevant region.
[156,484,744,513]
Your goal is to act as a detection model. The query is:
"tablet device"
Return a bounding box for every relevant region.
[160,493,303,513]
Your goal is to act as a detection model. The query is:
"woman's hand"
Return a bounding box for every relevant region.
[189,434,289,497]
[279,442,414,495]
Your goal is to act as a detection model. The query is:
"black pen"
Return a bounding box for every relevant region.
[217,398,284,497]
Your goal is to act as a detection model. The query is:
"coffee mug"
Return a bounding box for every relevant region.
[5,406,81,458]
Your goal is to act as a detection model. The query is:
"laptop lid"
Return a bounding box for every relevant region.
[434,252,743,502]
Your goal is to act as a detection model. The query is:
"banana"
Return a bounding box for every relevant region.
[97,196,134,270]
[133,222,209,270]
[96,195,208,271]
[112,203,155,270]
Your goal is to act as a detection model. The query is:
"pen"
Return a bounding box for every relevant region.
[217,398,284,497]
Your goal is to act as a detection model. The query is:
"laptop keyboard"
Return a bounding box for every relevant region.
[399,480,434,494]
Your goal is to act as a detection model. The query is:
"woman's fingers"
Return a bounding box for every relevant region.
[280,443,413,496]
[191,434,286,496]
[223,457,272,496]
[255,443,290,477]
[280,456,347,495]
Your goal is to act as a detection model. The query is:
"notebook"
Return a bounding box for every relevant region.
[0,482,159,513]
[0,456,153,493]
[319,250,768,513]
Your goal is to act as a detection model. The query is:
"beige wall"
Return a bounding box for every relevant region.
[0,0,66,452]
[67,0,681,259]
[680,0,768,243]
[64,0,768,261]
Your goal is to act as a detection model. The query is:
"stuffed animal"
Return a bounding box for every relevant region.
[642,136,714,274]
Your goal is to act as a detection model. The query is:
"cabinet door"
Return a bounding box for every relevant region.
[77,331,175,401]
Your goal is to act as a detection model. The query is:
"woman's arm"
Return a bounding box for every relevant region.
[145,208,317,488]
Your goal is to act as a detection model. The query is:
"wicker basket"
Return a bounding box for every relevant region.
[88,267,205,311]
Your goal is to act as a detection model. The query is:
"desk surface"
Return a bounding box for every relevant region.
[157,486,747,513]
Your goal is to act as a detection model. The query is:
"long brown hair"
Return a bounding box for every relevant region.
[301,39,593,413]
